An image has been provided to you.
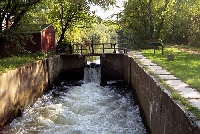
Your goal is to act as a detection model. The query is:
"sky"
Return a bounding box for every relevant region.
[90,0,127,20]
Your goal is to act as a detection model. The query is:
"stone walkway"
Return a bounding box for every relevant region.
[128,51,200,111]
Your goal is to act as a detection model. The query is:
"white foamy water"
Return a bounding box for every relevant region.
[3,67,147,134]
[84,67,101,83]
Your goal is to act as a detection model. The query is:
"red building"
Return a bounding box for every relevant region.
[25,24,56,53]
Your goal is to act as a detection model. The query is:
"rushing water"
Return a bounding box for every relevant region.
[3,65,147,134]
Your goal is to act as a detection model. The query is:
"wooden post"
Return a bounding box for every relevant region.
[69,44,72,54]
[113,44,116,53]
[103,44,105,53]
[124,47,127,53]
[91,36,94,54]
[72,44,74,53]
[81,45,82,55]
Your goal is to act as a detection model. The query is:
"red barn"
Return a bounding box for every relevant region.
[25,24,56,53]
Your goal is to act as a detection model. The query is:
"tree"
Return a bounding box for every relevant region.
[26,0,116,45]
[121,0,200,48]
[0,0,117,56]
[0,0,42,36]
[0,0,42,57]
[53,0,90,44]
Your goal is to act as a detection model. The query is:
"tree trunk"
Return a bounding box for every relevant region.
[57,5,81,45]
[148,0,154,40]
[57,28,66,45]
[155,0,169,40]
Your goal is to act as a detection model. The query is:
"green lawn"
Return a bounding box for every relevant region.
[0,53,51,74]
[142,46,200,92]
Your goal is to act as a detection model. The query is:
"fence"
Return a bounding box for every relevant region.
[71,43,127,55]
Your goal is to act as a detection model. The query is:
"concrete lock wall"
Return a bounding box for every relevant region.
[0,55,62,130]
[0,53,200,133]
[123,54,200,134]
[0,54,86,130]
[60,54,86,81]
[101,54,124,83]
[46,55,63,88]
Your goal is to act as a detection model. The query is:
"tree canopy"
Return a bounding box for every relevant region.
[2,0,200,54]
[0,0,117,57]
[0,0,42,56]
[0,0,41,30]
[120,0,200,48]
[32,0,117,44]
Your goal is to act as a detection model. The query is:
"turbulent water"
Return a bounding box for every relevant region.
[3,65,147,134]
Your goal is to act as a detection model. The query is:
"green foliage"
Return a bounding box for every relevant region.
[0,0,42,28]
[121,0,200,48]
[0,0,42,57]
[64,18,119,46]
[66,19,120,54]
[23,0,117,45]
[0,0,117,56]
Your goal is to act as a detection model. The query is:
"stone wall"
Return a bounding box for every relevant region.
[0,55,62,130]
[123,54,200,134]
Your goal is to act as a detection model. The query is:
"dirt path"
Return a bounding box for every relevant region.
[178,47,200,55]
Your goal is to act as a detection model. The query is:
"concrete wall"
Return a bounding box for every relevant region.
[60,54,86,80]
[123,54,200,134]
[0,55,62,130]
[0,54,87,130]
[123,54,132,87]
[46,55,63,88]
[101,53,124,83]
[1,53,200,133]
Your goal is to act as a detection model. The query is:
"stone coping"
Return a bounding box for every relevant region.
[129,51,200,110]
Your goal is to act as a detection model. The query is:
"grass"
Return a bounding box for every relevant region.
[141,46,200,119]
[142,46,200,92]
[0,53,53,74]
[172,92,200,118]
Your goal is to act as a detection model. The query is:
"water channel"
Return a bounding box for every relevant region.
[3,62,147,134]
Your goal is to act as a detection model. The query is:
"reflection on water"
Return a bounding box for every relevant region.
[3,81,147,134]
